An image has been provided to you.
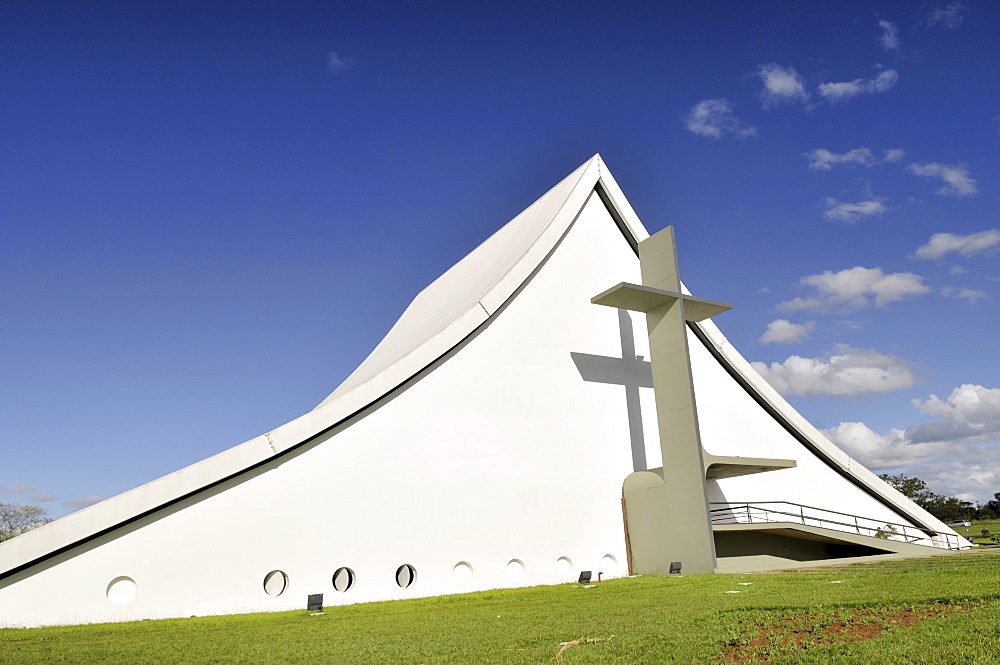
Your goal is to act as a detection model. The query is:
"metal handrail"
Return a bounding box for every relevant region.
[709,501,963,550]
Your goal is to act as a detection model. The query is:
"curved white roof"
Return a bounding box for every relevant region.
[0,154,953,579]
[314,154,647,416]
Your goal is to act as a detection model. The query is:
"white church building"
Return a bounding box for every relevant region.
[0,155,962,628]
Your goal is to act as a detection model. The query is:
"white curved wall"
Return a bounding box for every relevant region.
[0,192,646,627]
[0,178,951,628]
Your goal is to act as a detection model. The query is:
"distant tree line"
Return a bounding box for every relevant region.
[0,503,51,543]
[878,473,1000,523]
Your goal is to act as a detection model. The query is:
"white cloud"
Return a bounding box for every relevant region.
[823,196,888,224]
[0,481,36,494]
[805,147,875,170]
[684,98,757,140]
[917,384,1000,430]
[326,51,356,73]
[64,495,109,509]
[826,421,932,468]
[777,266,931,313]
[1,482,64,505]
[882,148,906,163]
[906,449,1000,504]
[907,162,978,196]
[755,63,809,108]
[817,70,898,102]
[751,343,920,397]
[920,2,969,29]
[878,20,900,51]
[825,383,1000,503]
[915,229,1000,260]
[806,148,905,170]
[825,422,1000,502]
[759,319,816,344]
[942,286,988,303]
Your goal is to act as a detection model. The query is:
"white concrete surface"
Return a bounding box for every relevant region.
[0,155,958,627]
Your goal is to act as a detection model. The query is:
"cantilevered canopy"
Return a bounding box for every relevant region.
[591,282,732,320]
[703,454,797,480]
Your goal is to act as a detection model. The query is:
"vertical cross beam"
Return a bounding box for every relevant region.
[592,226,731,575]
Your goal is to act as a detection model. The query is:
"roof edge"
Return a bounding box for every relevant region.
[0,154,623,577]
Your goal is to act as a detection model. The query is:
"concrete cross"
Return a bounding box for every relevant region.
[592,226,731,575]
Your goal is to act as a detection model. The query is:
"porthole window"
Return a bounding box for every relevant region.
[506,559,525,582]
[395,564,417,589]
[106,576,137,606]
[332,567,355,592]
[452,561,473,586]
[263,570,288,596]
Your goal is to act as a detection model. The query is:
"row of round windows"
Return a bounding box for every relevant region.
[262,554,618,597]
[105,554,618,605]
[263,565,372,596]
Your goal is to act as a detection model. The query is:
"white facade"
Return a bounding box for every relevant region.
[0,155,958,627]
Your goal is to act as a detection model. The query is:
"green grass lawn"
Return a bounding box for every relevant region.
[3,550,1000,664]
[951,520,1000,547]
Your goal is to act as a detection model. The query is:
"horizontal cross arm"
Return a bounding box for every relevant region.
[591,282,732,321]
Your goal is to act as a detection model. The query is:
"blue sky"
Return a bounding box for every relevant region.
[3,1,999,519]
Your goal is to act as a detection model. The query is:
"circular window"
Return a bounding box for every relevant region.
[332,567,355,592]
[395,564,417,589]
[555,556,574,580]
[263,570,288,596]
[452,561,473,586]
[106,576,137,606]
[601,554,618,576]
[506,559,525,582]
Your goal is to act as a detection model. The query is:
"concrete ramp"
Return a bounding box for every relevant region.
[714,522,958,573]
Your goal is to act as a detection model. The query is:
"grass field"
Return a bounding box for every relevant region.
[3,550,1000,664]
[950,520,1000,546]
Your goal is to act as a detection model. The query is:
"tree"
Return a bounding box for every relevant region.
[878,473,936,504]
[0,503,51,542]
[975,492,1000,521]
[921,496,973,524]
[877,473,974,523]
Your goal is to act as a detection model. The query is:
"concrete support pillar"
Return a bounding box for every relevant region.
[592,226,731,575]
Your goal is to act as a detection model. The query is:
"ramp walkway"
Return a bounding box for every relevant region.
[710,501,965,573]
